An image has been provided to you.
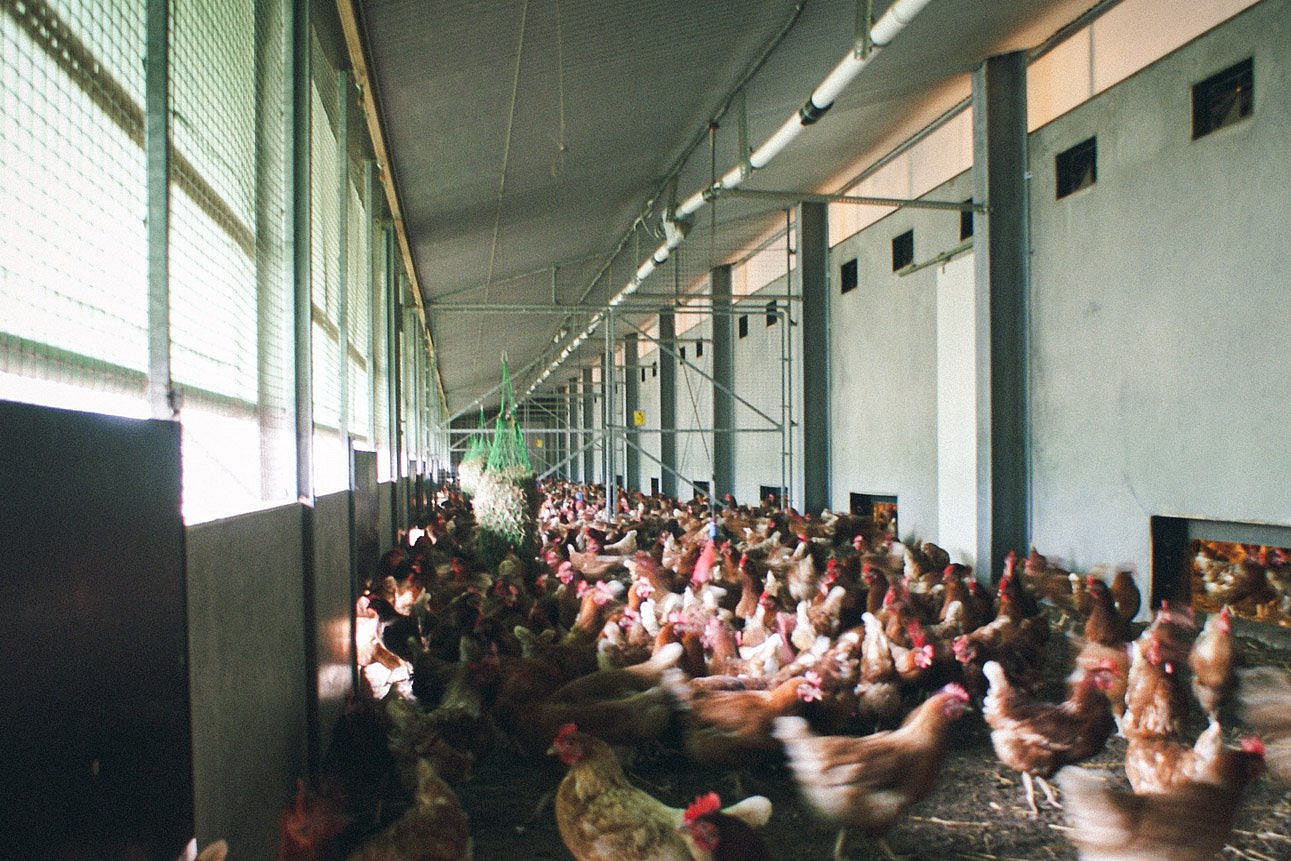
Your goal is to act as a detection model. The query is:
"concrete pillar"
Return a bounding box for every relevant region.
[972,52,1030,580]
[623,333,640,493]
[567,379,579,482]
[797,201,830,514]
[658,309,677,499]
[710,265,734,503]
[555,392,566,480]
[581,367,595,485]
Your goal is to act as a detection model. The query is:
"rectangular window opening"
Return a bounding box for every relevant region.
[840,258,858,294]
[765,301,777,326]
[695,340,703,357]
[891,230,914,271]
[959,199,974,241]
[849,492,899,538]
[1193,58,1253,139]
[738,315,749,338]
[1056,137,1097,199]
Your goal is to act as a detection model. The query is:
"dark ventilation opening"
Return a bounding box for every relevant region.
[696,340,703,357]
[615,474,623,488]
[766,301,777,326]
[1056,136,1097,198]
[738,315,748,338]
[679,346,686,361]
[759,485,782,507]
[850,492,899,538]
[1150,515,1291,633]
[692,480,710,499]
[651,362,657,378]
[891,230,914,271]
[959,199,974,240]
[640,367,646,383]
[650,477,660,494]
[840,258,858,294]
[1193,57,1253,139]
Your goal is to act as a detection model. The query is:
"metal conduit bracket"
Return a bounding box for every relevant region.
[798,98,831,125]
[855,0,874,59]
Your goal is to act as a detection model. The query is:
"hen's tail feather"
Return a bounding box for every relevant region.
[1238,666,1291,782]
[721,795,773,828]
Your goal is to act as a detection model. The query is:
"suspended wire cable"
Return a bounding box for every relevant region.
[477,0,530,358]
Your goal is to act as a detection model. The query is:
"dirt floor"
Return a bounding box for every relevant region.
[454,631,1291,861]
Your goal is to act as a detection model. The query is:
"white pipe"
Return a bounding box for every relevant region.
[810,51,864,110]
[749,114,802,169]
[524,0,933,400]
[870,0,933,47]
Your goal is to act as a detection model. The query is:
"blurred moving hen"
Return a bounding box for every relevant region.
[349,758,472,861]
[548,724,772,861]
[1238,666,1291,782]
[773,683,971,861]
[1056,739,1264,861]
[1124,718,1266,794]
[982,659,1119,817]
[1188,606,1234,720]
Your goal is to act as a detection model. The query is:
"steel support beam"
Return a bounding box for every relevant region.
[798,201,830,514]
[710,265,734,502]
[288,0,320,777]
[603,314,616,514]
[581,367,595,484]
[623,332,640,493]
[658,309,677,498]
[144,0,171,420]
[972,52,1030,581]
[725,187,984,212]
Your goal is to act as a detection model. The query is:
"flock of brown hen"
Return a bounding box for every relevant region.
[276,481,1291,860]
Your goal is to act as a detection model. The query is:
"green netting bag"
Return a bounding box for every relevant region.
[473,358,539,570]
[458,408,489,498]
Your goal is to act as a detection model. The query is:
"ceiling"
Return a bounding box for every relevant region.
[357,0,1096,418]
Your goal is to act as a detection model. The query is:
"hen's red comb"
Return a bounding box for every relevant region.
[683,791,722,823]
[554,722,578,745]
[1241,737,1266,756]
[941,682,970,702]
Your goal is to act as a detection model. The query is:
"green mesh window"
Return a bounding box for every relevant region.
[311,50,346,494]
[372,231,391,481]
[347,182,372,445]
[1,1,149,411]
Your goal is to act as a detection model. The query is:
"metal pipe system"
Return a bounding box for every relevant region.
[520,0,936,401]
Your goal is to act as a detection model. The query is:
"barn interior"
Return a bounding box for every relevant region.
[2,0,1289,858]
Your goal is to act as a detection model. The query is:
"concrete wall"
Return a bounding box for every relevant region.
[377,479,394,552]
[638,346,662,493]
[186,503,308,858]
[730,275,803,509]
[314,491,355,756]
[674,314,714,495]
[1027,0,1291,578]
[826,172,972,539]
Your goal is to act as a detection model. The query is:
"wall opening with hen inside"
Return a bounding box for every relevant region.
[1150,516,1291,638]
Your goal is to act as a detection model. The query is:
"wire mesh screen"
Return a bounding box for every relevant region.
[250,0,294,504]
[169,0,263,521]
[310,51,347,495]
[346,182,372,446]
[0,0,149,416]
[372,230,391,480]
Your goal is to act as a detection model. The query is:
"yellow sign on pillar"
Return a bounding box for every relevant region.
[534,438,543,448]
[633,410,646,427]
